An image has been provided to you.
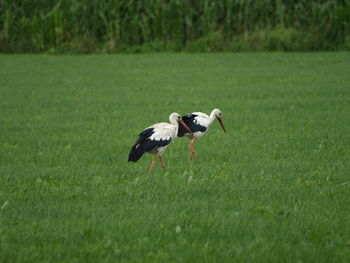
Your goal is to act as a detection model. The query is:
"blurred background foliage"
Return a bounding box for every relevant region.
[0,0,349,53]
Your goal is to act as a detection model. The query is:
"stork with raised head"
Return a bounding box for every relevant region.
[177,108,226,159]
[128,113,193,174]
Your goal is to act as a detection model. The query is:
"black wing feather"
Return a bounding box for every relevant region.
[128,128,172,162]
[178,114,207,137]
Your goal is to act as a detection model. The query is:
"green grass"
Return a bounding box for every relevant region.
[0,53,350,262]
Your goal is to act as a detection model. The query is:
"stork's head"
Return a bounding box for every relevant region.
[212,108,222,118]
[212,108,226,134]
[169,112,181,123]
[169,112,193,135]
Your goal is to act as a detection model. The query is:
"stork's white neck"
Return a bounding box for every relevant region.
[169,119,179,137]
[208,110,217,125]
[169,118,179,127]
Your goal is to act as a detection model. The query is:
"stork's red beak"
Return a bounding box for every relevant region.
[216,117,226,134]
[178,120,193,135]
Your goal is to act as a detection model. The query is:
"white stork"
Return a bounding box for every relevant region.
[177,108,226,159]
[128,113,193,174]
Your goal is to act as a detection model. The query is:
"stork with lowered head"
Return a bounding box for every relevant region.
[177,109,226,159]
[128,113,193,174]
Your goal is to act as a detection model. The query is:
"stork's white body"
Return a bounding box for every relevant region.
[128,113,192,174]
[187,112,214,138]
[178,110,220,139]
[177,109,226,159]
[146,122,179,155]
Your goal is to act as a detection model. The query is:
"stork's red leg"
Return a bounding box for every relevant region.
[189,137,197,160]
[159,156,166,172]
[148,152,159,174]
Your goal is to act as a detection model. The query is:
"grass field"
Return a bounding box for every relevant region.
[1,53,350,262]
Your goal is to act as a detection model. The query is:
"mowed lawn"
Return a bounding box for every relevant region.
[0,53,350,262]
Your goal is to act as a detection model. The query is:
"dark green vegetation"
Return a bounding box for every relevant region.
[1,0,350,53]
[1,53,350,262]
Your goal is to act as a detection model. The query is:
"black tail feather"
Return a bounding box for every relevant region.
[128,128,155,162]
[128,143,146,162]
[178,114,197,137]
[177,125,186,137]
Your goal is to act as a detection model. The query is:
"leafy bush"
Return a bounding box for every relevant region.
[0,0,349,53]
